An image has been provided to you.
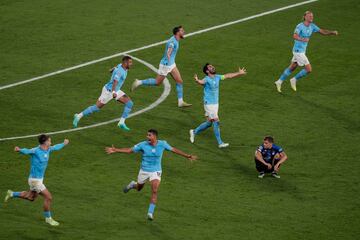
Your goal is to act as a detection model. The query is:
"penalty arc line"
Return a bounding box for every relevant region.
[0,55,171,141]
[0,0,318,91]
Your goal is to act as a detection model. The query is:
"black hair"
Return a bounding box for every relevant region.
[264,136,274,143]
[38,134,50,144]
[122,56,132,62]
[203,63,211,75]
[148,129,158,137]
[173,26,183,35]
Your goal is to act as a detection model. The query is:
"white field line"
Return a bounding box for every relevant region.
[0,0,318,91]
[0,55,171,141]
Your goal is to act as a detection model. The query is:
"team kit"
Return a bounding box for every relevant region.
[4,11,338,225]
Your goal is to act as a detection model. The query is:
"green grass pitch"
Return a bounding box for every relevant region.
[0,0,359,239]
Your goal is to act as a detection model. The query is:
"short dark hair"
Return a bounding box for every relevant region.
[38,134,50,144]
[122,56,132,62]
[203,63,210,75]
[148,129,158,137]
[173,25,183,35]
[264,136,274,143]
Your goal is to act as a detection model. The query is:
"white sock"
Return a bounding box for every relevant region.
[275,79,282,84]
[178,98,184,105]
[119,118,125,124]
[137,79,143,86]
[78,113,83,119]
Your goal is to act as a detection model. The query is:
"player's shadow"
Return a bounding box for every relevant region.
[136,219,176,240]
[293,95,360,133]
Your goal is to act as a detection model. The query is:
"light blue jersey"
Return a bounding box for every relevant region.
[160,36,179,66]
[132,140,173,172]
[105,64,128,92]
[203,74,225,105]
[19,143,65,179]
[293,22,320,53]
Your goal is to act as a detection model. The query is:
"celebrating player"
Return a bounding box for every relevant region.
[275,11,338,92]
[190,63,246,148]
[254,136,288,179]
[105,129,197,220]
[4,134,69,226]
[131,26,192,108]
[73,56,134,131]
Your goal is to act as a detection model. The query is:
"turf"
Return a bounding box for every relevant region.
[0,0,359,239]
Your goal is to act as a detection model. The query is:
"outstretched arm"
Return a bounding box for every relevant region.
[194,74,205,85]
[223,67,247,79]
[50,139,69,152]
[171,147,197,162]
[319,29,338,36]
[105,145,133,154]
[15,146,34,155]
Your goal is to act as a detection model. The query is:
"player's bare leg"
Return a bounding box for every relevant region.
[4,190,38,203]
[170,67,192,107]
[40,189,59,226]
[147,180,160,220]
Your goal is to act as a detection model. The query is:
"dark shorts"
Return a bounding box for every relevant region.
[254,158,280,173]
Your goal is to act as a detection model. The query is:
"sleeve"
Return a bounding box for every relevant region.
[19,148,36,155]
[132,142,143,153]
[168,41,175,49]
[113,69,121,81]
[256,145,263,153]
[312,23,320,33]
[294,24,301,35]
[50,143,65,152]
[275,145,283,153]
[162,141,173,151]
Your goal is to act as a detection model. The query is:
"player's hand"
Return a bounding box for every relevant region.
[333,30,338,36]
[266,163,272,170]
[239,67,247,75]
[105,145,117,154]
[194,74,199,81]
[109,67,116,73]
[14,146,20,152]
[188,155,198,162]
[274,164,280,172]
[64,139,69,145]
[112,92,117,99]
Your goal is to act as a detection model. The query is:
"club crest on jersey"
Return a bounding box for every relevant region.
[152,149,156,153]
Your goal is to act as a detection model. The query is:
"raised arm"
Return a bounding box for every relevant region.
[293,33,309,42]
[223,67,247,79]
[319,29,338,36]
[105,145,133,154]
[194,74,205,85]
[171,147,197,162]
[50,139,69,152]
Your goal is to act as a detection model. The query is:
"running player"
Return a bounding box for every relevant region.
[105,129,197,220]
[73,56,134,131]
[4,134,69,226]
[275,11,338,92]
[190,63,246,148]
[131,26,192,108]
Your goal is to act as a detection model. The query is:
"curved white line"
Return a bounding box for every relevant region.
[0,0,318,91]
[0,55,171,141]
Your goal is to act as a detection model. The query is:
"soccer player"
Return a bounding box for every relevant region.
[190,63,247,148]
[73,56,134,131]
[275,11,338,92]
[4,134,69,226]
[254,136,287,179]
[105,129,197,220]
[130,26,192,108]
